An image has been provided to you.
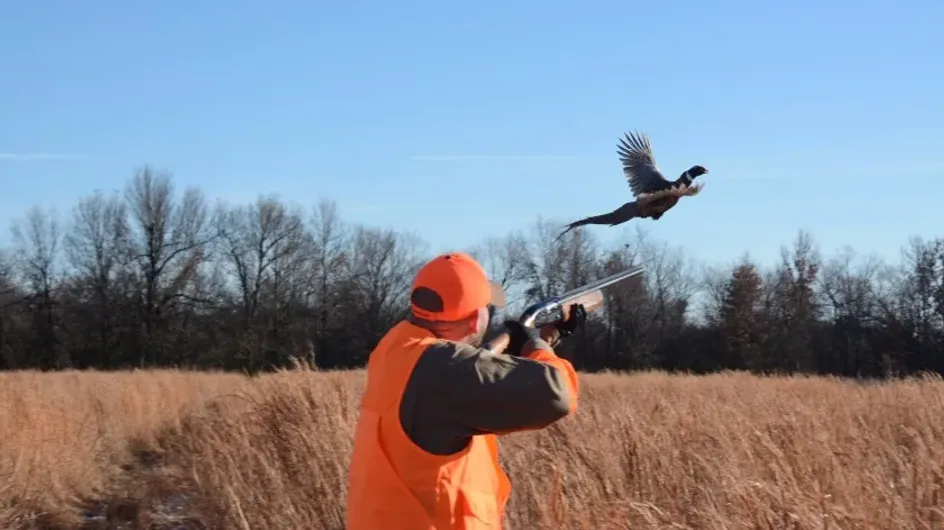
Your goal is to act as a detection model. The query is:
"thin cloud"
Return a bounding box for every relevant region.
[0,152,89,161]
[409,154,586,161]
[410,154,944,180]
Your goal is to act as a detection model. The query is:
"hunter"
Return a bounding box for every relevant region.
[345,251,584,530]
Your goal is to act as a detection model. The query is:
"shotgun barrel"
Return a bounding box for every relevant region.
[486,265,646,353]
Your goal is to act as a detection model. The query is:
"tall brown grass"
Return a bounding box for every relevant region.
[2,366,943,529]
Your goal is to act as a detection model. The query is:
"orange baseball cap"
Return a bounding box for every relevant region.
[410,252,507,322]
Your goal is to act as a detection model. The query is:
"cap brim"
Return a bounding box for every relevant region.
[488,281,507,308]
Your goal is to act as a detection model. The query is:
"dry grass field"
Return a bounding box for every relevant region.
[2,366,944,530]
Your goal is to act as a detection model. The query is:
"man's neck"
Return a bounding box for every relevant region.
[406,314,468,342]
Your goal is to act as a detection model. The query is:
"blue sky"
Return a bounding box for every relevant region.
[2,0,942,269]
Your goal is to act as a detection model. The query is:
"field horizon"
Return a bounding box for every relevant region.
[2,366,943,530]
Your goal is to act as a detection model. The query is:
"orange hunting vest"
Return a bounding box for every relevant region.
[345,321,512,530]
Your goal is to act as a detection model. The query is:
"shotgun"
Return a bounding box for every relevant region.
[485,265,646,353]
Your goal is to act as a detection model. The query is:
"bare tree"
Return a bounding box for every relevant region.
[558,226,601,292]
[469,232,529,290]
[64,190,133,365]
[815,246,893,375]
[338,226,426,364]
[0,249,14,300]
[66,191,131,278]
[764,230,822,372]
[521,218,572,301]
[897,237,944,334]
[609,228,698,363]
[124,167,214,366]
[468,231,529,318]
[216,196,307,326]
[0,249,20,368]
[214,195,313,367]
[817,246,885,324]
[592,241,646,368]
[893,236,944,372]
[10,205,65,366]
[260,213,318,368]
[310,199,350,367]
[12,205,64,293]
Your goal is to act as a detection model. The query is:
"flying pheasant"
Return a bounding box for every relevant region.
[557,130,708,240]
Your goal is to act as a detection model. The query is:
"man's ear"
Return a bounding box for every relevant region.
[468,308,485,334]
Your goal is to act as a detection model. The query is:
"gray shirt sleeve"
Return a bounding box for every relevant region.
[399,339,575,455]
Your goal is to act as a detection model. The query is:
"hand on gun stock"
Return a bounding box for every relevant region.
[484,265,646,356]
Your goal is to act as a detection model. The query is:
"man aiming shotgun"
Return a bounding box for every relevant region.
[345,251,643,529]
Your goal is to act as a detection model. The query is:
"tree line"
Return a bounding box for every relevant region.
[1,167,942,377]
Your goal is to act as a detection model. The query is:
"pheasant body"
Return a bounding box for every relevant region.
[556,130,708,240]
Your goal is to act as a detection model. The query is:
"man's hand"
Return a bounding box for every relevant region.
[539,304,588,348]
[539,325,561,346]
[556,303,587,337]
[488,304,588,354]
[502,320,543,357]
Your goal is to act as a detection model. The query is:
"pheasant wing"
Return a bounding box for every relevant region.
[617,130,674,197]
